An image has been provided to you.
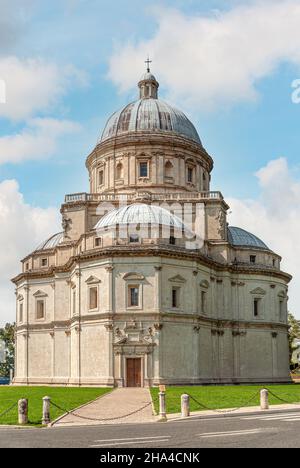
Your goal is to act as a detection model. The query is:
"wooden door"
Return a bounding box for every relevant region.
[126,358,142,387]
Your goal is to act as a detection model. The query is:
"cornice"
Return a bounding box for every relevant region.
[85,132,214,172]
[15,313,289,333]
[12,244,292,285]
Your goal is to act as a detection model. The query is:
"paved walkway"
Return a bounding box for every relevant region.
[52,388,156,427]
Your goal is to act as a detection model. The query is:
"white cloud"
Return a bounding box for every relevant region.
[227,157,299,316]
[0,56,88,120]
[0,179,60,325]
[0,118,81,164]
[108,0,300,109]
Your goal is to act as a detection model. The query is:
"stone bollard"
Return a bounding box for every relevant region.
[181,394,190,418]
[42,396,51,425]
[18,398,28,425]
[158,391,167,421]
[260,389,269,410]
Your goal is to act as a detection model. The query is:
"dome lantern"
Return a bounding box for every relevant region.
[138,58,159,99]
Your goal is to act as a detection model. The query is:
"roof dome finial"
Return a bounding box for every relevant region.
[145,56,152,73]
[138,57,159,99]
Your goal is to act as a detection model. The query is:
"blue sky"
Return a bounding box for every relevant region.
[1,0,300,323]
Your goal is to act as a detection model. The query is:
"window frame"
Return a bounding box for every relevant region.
[253,298,261,318]
[36,299,45,321]
[116,162,124,180]
[19,301,24,323]
[129,234,140,244]
[169,236,176,245]
[139,161,149,179]
[187,166,194,184]
[171,286,181,309]
[128,285,140,308]
[98,169,104,187]
[88,285,99,311]
[94,237,102,248]
[40,257,48,268]
[201,290,207,315]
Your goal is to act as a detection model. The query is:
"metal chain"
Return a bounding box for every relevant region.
[50,398,156,422]
[0,402,18,420]
[265,388,300,406]
[188,390,260,414]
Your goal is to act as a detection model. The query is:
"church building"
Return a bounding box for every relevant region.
[12,66,292,387]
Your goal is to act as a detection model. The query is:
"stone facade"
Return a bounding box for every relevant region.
[12,70,292,387]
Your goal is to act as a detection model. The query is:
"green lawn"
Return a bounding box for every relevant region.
[151,385,300,414]
[0,386,112,426]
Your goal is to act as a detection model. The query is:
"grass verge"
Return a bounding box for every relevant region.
[150,384,300,414]
[0,386,112,426]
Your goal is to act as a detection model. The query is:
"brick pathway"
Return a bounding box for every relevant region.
[52,388,155,426]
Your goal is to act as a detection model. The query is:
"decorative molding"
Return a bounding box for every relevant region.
[200,280,210,289]
[193,325,201,333]
[272,332,278,338]
[211,329,224,336]
[250,287,266,296]
[232,330,247,337]
[123,272,145,281]
[33,290,48,298]
[168,274,186,284]
[105,266,114,273]
[12,244,292,286]
[85,275,101,285]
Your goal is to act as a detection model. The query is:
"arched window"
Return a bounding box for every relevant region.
[165,161,173,180]
[116,162,123,180]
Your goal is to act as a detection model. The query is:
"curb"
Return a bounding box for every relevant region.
[167,406,300,422]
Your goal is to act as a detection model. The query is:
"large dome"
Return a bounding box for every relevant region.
[100,99,201,145]
[100,70,202,145]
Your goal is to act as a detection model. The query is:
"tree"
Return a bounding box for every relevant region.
[288,313,300,368]
[0,323,15,378]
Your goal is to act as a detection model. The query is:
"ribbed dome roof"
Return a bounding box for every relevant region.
[228,227,269,250]
[94,204,186,230]
[35,232,64,251]
[100,69,202,145]
[100,99,201,145]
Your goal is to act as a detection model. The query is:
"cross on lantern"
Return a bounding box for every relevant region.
[145,57,152,72]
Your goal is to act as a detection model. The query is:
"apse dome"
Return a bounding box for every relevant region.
[100,70,202,146]
[35,232,64,251]
[94,203,186,231]
[228,226,270,250]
